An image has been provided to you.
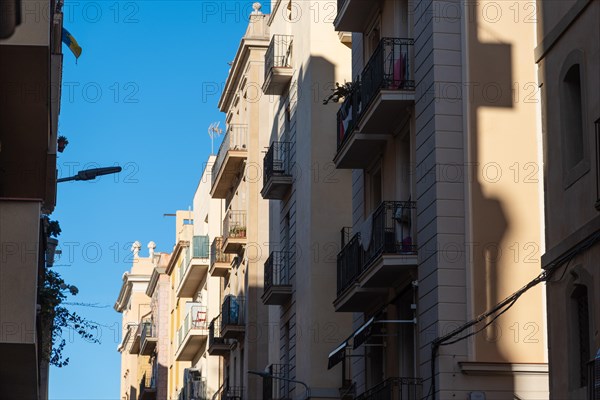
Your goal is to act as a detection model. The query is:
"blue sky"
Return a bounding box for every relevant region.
[50,1,267,398]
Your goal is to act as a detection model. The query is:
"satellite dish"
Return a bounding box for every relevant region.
[208,122,223,155]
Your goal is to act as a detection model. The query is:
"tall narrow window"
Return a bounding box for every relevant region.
[562,64,584,169]
[571,285,590,388]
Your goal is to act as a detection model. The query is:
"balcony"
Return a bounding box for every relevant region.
[334,38,415,169]
[139,371,156,400]
[355,377,422,400]
[263,35,293,95]
[221,296,245,340]
[334,0,376,32]
[210,237,232,277]
[211,125,248,198]
[224,386,244,400]
[175,304,208,361]
[177,236,210,298]
[261,141,292,200]
[129,323,142,354]
[334,201,417,312]
[223,210,247,253]
[263,364,291,400]
[182,369,207,400]
[140,321,157,356]
[208,315,230,356]
[262,251,292,305]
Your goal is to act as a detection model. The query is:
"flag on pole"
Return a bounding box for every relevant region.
[61,27,82,60]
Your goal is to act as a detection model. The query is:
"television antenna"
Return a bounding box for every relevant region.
[208,122,223,155]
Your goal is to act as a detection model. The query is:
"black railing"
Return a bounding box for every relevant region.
[363,201,417,267]
[209,315,226,348]
[337,232,363,296]
[211,237,231,265]
[223,210,247,242]
[264,251,290,293]
[225,386,244,400]
[355,377,422,400]
[361,38,414,112]
[340,227,353,248]
[264,141,291,186]
[336,38,414,151]
[221,296,245,329]
[337,201,417,295]
[211,125,248,188]
[265,35,293,82]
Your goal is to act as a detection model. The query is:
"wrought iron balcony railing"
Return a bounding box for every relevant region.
[221,295,245,329]
[140,320,155,344]
[223,210,247,242]
[337,231,364,296]
[264,251,290,292]
[263,141,292,186]
[209,314,226,348]
[360,37,414,110]
[336,38,414,151]
[211,236,231,264]
[337,201,417,295]
[224,386,244,400]
[355,377,422,400]
[264,35,293,82]
[211,124,248,187]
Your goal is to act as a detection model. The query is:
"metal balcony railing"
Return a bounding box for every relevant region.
[223,210,247,242]
[209,315,226,348]
[364,201,417,266]
[263,364,291,400]
[221,296,245,330]
[337,201,417,295]
[140,320,155,344]
[264,35,293,82]
[177,304,208,350]
[264,251,290,292]
[211,236,231,265]
[355,377,422,400]
[360,38,414,111]
[263,141,291,186]
[211,125,248,187]
[336,38,414,151]
[337,231,363,296]
[225,386,244,400]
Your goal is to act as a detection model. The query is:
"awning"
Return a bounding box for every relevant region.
[353,317,382,349]
[327,340,349,369]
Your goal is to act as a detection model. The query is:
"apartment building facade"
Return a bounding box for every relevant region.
[0,0,63,398]
[115,242,162,400]
[208,6,273,399]
[259,1,355,399]
[535,1,600,399]
[329,1,548,399]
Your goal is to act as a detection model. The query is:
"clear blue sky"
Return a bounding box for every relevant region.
[50,1,267,398]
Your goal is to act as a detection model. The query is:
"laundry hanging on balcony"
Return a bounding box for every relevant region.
[61,27,82,61]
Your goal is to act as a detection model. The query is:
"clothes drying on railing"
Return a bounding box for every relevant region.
[358,214,373,252]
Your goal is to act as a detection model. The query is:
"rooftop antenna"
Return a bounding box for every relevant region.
[208,122,223,155]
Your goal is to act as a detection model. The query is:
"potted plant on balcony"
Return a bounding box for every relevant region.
[44,217,61,267]
[57,136,69,153]
[322,81,357,105]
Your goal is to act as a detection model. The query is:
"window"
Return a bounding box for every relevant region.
[562,64,584,168]
[365,165,383,216]
[560,51,589,187]
[571,285,590,388]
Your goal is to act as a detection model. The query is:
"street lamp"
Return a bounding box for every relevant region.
[57,166,122,183]
[248,370,310,399]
